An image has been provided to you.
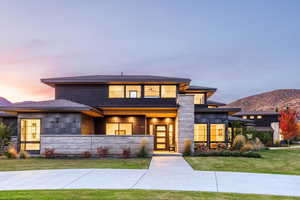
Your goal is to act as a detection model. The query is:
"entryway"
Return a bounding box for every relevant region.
[20,119,41,153]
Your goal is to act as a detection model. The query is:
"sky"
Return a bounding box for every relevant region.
[0,0,300,103]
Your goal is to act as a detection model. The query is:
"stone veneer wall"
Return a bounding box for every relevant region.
[177,94,195,153]
[40,135,154,156]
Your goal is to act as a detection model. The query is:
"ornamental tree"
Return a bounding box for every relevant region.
[279,108,299,146]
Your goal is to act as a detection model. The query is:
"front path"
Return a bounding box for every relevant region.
[0,156,300,197]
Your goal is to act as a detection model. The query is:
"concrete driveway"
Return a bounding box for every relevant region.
[0,156,300,197]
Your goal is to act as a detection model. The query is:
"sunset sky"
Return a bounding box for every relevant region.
[1,1,300,103]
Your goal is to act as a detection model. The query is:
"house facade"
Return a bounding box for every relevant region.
[0,75,240,155]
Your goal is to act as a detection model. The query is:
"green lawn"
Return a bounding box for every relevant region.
[185,149,300,175]
[0,158,150,171]
[0,190,299,200]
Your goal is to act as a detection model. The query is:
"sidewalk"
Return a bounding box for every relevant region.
[0,156,300,197]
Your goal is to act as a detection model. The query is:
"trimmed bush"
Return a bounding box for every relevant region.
[232,135,246,151]
[194,150,261,158]
[137,139,148,158]
[82,151,92,158]
[44,148,55,158]
[5,147,18,159]
[19,150,30,159]
[97,147,109,158]
[122,147,131,158]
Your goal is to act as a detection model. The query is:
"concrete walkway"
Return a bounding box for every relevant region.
[0,156,300,197]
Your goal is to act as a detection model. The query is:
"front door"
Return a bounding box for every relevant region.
[20,119,41,153]
[154,125,168,151]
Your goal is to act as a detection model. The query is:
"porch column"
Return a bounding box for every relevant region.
[177,94,195,153]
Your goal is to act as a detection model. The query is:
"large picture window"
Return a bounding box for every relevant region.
[20,119,41,151]
[194,124,207,141]
[161,85,176,98]
[144,85,160,98]
[126,85,141,98]
[109,85,124,98]
[106,123,132,135]
[210,124,225,141]
[194,93,205,104]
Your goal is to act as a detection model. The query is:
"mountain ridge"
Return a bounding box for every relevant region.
[226,89,300,112]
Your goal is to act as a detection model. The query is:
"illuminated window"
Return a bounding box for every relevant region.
[144,85,160,98]
[242,116,247,119]
[250,116,255,119]
[194,124,207,141]
[169,124,174,146]
[194,93,205,104]
[210,124,225,142]
[109,85,124,98]
[106,123,132,135]
[161,85,176,98]
[20,119,41,151]
[126,85,141,98]
[257,115,262,119]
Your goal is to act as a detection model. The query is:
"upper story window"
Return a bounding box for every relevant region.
[242,116,247,119]
[109,85,124,98]
[161,85,176,98]
[144,85,160,98]
[250,116,255,119]
[194,93,205,104]
[126,85,141,98]
[208,105,218,108]
[257,115,262,119]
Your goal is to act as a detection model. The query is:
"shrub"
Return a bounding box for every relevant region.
[19,150,30,159]
[122,147,131,158]
[194,143,209,153]
[216,143,227,151]
[195,150,261,158]
[232,135,246,151]
[241,141,255,152]
[183,139,192,156]
[83,151,92,158]
[97,147,109,158]
[5,146,18,159]
[253,137,265,151]
[0,122,12,155]
[137,139,148,158]
[44,148,55,158]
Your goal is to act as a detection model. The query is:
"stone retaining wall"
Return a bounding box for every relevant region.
[40,135,154,156]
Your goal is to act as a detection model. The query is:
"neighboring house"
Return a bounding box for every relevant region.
[0,75,241,155]
[233,111,279,132]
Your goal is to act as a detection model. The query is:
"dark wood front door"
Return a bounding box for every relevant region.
[154,125,168,151]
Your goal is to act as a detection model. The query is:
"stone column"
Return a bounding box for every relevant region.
[177,94,195,153]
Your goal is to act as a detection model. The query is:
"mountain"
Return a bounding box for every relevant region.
[0,97,12,106]
[226,89,300,112]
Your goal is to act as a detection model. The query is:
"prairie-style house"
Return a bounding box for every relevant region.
[0,75,242,155]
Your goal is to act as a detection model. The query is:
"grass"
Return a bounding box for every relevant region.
[0,158,150,171]
[0,190,299,200]
[185,149,300,175]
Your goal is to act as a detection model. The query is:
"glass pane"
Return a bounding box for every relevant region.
[210,124,225,141]
[157,138,166,143]
[126,85,141,98]
[24,143,40,150]
[157,144,166,149]
[156,132,166,137]
[109,85,124,98]
[106,123,119,135]
[156,126,166,131]
[119,123,132,135]
[169,124,174,145]
[194,124,207,141]
[194,93,205,104]
[144,85,160,98]
[161,85,176,98]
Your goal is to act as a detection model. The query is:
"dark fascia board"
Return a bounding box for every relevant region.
[234,111,279,116]
[206,100,226,106]
[0,106,103,115]
[228,116,254,123]
[0,112,17,117]
[195,107,241,114]
[41,75,191,87]
[186,85,217,92]
[98,105,178,108]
